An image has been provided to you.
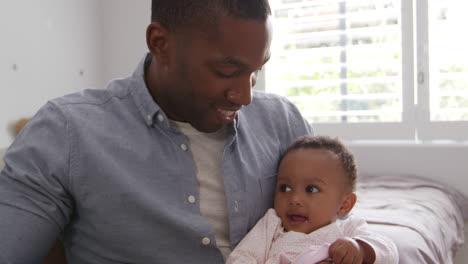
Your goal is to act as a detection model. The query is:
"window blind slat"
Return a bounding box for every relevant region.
[267,0,403,124]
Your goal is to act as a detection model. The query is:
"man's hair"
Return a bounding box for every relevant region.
[281,136,358,191]
[151,0,271,31]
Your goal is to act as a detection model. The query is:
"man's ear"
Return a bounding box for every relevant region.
[337,192,357,218]
[146,22,171,65]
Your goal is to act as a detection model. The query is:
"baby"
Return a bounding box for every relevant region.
[227,136,397,264]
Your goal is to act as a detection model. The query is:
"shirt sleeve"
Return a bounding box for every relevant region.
[227,209,282,264]
[343,216,399,264]
[0,102,74,263]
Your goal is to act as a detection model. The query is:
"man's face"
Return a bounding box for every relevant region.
[161,16,272,132]
[274,148,350,234]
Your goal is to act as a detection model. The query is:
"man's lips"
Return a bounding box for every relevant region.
[217,108,237,117]
[216,107,240,123]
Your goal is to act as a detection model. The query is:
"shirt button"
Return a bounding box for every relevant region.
[147,115,152,121]
[157,114,164,122]
[188,195,196,204]
[202,237,211,246]
[234,200,239,212]
[180,144,188,151]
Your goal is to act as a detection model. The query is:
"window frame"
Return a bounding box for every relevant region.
[415,0,468,141]
[256,0,468,141]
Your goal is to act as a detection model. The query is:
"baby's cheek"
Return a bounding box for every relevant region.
[273,198,281,212]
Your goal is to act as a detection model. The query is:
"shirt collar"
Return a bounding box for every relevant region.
[130,53,164,127]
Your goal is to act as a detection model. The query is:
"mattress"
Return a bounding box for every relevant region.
[354,174,468,264]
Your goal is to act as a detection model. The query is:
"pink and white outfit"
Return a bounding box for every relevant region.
[227,209,398,264]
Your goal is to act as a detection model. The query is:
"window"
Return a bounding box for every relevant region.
[262,0,468,141]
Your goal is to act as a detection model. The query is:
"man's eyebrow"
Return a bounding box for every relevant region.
[217,54,271,69]
[218,56,247,68]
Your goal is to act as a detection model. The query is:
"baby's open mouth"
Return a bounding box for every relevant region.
[287,214,308,223]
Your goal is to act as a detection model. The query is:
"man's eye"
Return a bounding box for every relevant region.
[216,71,237,78]
[305,185,318,193]
[279,184,291,192]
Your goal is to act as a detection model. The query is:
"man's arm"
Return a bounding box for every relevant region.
[0,103,73,263]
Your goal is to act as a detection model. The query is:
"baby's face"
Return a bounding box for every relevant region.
[274,148,350,234]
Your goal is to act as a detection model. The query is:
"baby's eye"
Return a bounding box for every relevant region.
[279,184,292,192]
[305,185,318,193]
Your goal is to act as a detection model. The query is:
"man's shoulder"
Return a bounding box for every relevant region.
[249,90,299,113]
[239,90,313,140]
[251,90,289,103]
[49,76,136,112]
[243,90,306,125]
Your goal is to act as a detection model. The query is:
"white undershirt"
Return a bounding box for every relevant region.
[170,120,231,260]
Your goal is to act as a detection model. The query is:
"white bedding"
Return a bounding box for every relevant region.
[354,175,468,264]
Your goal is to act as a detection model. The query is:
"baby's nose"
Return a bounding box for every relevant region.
[288,194,303,206]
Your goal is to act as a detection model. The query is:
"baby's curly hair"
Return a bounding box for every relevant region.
[281,135,358,191]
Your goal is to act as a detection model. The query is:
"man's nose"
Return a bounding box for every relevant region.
[226,74,255,106]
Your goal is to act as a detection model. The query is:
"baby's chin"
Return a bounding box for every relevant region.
[282,218,332,234]
[282,220,315,234]
[283,224,315,234]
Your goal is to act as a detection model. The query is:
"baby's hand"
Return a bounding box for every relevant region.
[328,238,364,264]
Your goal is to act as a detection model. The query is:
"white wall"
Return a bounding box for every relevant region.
[0,0,151,147]
[0,0,104,147]
[99,0,150,83]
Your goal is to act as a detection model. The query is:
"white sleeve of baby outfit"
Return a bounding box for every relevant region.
[226,208,282,264]
[343,216,399,264]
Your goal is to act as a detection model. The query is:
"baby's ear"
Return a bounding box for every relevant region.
[337,192,357,218]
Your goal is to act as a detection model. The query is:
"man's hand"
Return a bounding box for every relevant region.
[328,237,365,264]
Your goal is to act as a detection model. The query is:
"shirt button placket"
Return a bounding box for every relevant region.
[234,200,239,213]
[201,237,211,246]
[187,195,196,204]
[157,114,164,122]
[180,143,188,151]
[146,114,152,125]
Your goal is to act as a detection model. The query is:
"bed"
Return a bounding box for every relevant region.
[354,174,468,264]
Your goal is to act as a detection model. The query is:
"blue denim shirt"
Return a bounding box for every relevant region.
[0,54,313,263]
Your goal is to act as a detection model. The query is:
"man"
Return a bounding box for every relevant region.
[0,1,396,263]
